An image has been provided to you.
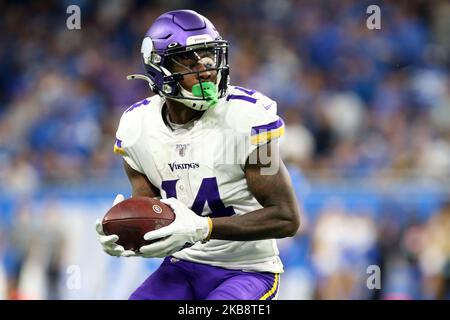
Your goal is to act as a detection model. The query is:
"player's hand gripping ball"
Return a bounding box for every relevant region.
[102,197,175,251]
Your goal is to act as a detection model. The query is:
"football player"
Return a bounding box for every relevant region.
[95,9,300,300]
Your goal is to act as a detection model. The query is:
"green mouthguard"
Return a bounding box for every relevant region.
[191,82,219,107]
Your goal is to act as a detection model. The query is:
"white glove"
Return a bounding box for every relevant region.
[138,197,212,258]
[95,194,137,257]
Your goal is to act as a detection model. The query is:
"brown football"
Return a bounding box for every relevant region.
[102,197,175,251]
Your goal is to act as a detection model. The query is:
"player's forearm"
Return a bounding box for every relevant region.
[209,205,299,241]
[124,160,161,198]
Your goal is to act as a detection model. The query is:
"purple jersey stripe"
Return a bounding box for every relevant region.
[234,86,256,96]
[251,118,284,136]
[125,98,151,113]
[115,139,122,148]
[226,94,257,104]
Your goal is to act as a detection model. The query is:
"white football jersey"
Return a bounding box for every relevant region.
[114,86,285,273]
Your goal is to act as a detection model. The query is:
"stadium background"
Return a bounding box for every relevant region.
[0,0,449,299]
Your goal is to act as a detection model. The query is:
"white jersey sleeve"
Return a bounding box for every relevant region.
[113,98,151,173]
[224,86,285,166]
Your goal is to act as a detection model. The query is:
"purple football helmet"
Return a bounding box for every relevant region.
[138,10,229,110]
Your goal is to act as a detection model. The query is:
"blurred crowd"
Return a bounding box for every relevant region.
[278,196,450,299]
[1,0,449,187]
[0,0,449,299]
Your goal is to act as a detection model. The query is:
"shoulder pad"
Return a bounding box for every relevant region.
[226,86,278,114]
[114,98,152,155]
[224,87,283,142]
